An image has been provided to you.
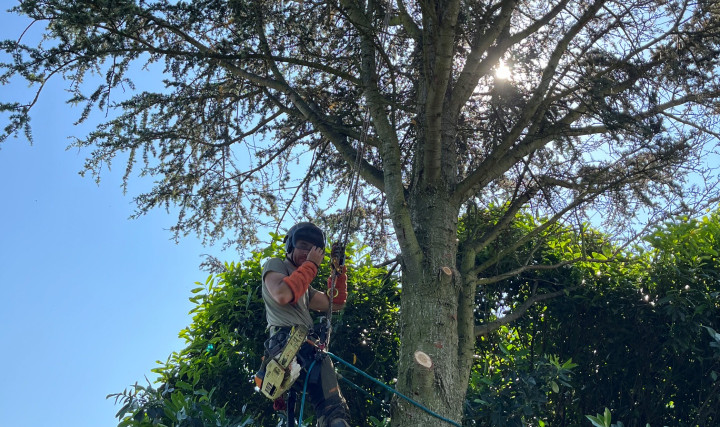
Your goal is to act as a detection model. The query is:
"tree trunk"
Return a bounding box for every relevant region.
[390,190,467,426]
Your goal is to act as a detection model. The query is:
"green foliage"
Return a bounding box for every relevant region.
[466,325,578,427]
[328,252,401,423]
[109,235,400,426]
[586,408,628,427]
[463,208,720,427]
[541,211,720,427]
[108,380,253,427]
[461,206,618,328]
[460,207,621,426]
[367,416,391,427]
[110,209,720,426]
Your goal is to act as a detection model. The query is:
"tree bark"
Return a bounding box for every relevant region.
[391,189,465,426]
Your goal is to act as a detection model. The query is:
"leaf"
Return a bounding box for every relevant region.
[175,380,192,391]
[498,342,511,356]
[586,415,606,427]
[115,403,131,419]
[586,407,612,427]
[702,326,720,342]
[551,380,559,393]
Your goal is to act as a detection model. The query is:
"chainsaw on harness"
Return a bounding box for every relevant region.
[255,324,308,401]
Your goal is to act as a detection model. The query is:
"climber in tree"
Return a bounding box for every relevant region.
[260,222,350,427]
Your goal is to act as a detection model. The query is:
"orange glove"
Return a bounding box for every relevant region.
[327,266,347,305]
[282,261,318,304]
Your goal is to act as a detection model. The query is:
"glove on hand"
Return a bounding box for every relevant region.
[327,265,347,306]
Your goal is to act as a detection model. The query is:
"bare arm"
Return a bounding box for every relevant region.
[264,247,324,305]
[264,270,295,305]
[308,289,345,312]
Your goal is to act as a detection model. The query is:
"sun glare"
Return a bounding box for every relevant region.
[495,61,511,80]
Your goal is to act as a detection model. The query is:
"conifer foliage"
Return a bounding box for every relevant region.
[3,1,720,424]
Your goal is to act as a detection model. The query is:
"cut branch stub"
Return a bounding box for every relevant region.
[414,350,433,369]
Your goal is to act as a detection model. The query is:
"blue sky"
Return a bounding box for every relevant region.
[0,9,239,427]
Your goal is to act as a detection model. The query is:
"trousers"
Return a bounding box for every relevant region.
[293,342,350,426]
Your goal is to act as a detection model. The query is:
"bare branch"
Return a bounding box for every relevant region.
[474,287,575,337]
[454,0,608,203]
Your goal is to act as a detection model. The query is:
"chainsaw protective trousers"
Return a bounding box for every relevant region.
[295,344,350,427]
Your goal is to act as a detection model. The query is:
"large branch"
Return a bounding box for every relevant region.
[222,53,360,85]
[450,0,517,117]
[469,144,691,277]
[395,0,422,41]
[469,140,677,274]
[100,17,361,84]
[116,9,391,195]
[420,0,461,184]
[542,1,689,118]
[478,259,593,286]
[465,188,539,255]
[249,15,386,194]
[342,0,402,151]
[340,0,421,262]
[144,12,365,125]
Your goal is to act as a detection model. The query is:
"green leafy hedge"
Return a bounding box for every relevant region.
[109,236,400,426]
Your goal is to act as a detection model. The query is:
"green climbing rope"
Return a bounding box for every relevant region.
[297,353,462,427]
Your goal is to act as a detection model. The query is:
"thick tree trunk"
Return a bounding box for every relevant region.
[390,191,468,426]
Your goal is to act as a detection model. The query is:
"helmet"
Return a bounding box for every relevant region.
[283,222,326,253]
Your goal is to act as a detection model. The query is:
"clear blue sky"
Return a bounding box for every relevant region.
[0,9,239,427]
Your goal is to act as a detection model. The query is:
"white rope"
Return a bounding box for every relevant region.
[326,0,392,350]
